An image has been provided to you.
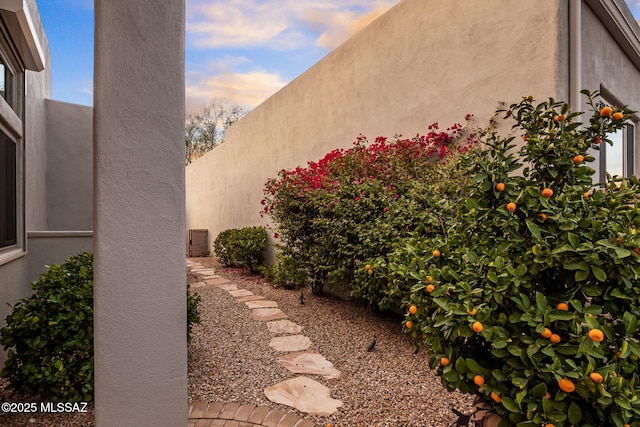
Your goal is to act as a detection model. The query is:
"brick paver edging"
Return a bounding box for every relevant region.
[188,401,317,427]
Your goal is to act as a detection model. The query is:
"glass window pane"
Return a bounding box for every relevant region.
[606,129,624,178]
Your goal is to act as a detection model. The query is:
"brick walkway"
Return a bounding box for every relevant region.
[188,401,316,427]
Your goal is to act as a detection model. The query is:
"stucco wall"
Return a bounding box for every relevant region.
[185,0,567,254]
[0,0,51,365]
[45,100,93,230]
[26,232,93,284]
[580,2,640,178]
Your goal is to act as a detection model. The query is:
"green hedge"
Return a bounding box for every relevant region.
[213,226,267,272]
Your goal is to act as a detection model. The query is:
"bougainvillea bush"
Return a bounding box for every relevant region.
[395,91,640,426]
[262,121,476,297]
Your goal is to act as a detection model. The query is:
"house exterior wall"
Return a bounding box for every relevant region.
[580,1,640,178]
[26,231,93,284]
[45,99,93,230]
[0,0,51,365]
[185,0,568,254]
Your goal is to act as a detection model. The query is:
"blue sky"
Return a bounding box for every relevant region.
[35,0,640,112]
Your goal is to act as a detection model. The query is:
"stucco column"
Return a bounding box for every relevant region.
[93,1,187,426]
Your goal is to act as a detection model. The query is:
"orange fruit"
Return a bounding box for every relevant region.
[573,154,584,164]
[624,424,630,427]
[634,248,640,257]
[541,328,552,338]
[594,135,602,144]
[558,378,575,393]
[432,249,441,258]
[506,202,516,212]
[495,182,506,192]
[409,305,417,315]
[522,134,530,141]
[426,284,435,293]
[590,372,604,383]
[490,391,501,403]
[557,302,569,311]
[472,321,483,333]
[426,276,434,283]
[583,192,589,199]
[553,114,565,122]
[541,188,553,198]
[405,321,413,329]
[537,213,548,221]
[365,264,371,270]
[617,237,623,245]
[600,106,613,117]
[367,269,373,275]
[545,424,556,427]
[550,334,561,343]
[473,375,485,386]
[613,111,624,121]
[545,392,551,399]
[588,328,604,342]
[440,357,450,366]
[467,308,477,316]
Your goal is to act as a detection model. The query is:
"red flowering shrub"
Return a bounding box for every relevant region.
[262,120,476,296]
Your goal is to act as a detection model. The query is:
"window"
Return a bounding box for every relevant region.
[0,130,15,248]
[600,121,635,182]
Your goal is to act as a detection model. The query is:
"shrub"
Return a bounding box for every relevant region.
[0,252,94,402]
[187,284,201,343]
[213,226,267,272]
[262,123,477,296]
[395,91,640,426]
[0,252,202,402]
[259,248,310,289]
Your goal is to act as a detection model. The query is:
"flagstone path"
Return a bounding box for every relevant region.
[187,259,343,427]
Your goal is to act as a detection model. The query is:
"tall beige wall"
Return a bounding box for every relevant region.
[186,0,567,251]
[93,0,187,425]
[45,100,93,230]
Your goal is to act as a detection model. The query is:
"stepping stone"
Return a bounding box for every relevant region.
[264,376,343,416]
[236,295,266,303]
[205,278,231,286]
[190,281,207,289]
[230,289,254,297]
[267,320,303,334]
[269,335,311,352]
[250,308,287,321]
[201,275,221,280]
[278,350,341,379]
[245,300,278,309]
[217,284,238,291]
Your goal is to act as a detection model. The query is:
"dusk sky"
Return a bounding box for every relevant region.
[34,0,640,112]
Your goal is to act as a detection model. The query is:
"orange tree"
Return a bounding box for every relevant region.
[395,91,640,426]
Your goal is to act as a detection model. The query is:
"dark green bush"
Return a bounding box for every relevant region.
[187,283,201,342]
[213,226,267,272]
[0,251,202,402]
[0,252,94,402]
[259,249,310,289]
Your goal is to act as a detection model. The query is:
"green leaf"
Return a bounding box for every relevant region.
[591,265,607,282]
[575,269,590,281]
[568,401,583,423]
[501,396,520,413]
[535,292,548,310]
[526,220,541,241]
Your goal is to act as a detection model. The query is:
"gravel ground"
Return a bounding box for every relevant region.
[0,257,474,426]
[188,257,475,427]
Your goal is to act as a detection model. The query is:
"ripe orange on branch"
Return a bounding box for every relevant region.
[589,372,604,383]
[409,305,417,315]
[495,182,505,192]
[558,378,575,393]
[472,321,483,333]
[600,106,613,117]
[588,328,604,342]
[573,154,584,164]
[506,202,516,212]
[541,188,554,198]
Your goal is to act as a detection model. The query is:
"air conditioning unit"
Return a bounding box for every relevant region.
[186,229,208,257]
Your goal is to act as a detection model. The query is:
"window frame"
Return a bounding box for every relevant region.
[0,13,24,264]
[599,118,635,182]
